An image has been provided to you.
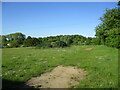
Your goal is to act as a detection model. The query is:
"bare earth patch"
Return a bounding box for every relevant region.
[26,65,86,88]
[85,48,93,50]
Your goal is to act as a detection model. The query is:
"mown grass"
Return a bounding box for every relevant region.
[2,45,118,88]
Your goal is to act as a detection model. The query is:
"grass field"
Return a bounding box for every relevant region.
[2,45,118,88]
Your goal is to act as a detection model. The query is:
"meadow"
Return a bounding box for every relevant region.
[2,45,118,88]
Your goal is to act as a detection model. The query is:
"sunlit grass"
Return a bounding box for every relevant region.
[2,45,118,88]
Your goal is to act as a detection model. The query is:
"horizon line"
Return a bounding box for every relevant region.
[1,32,96,38]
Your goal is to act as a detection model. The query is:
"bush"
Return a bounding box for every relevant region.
[36,41,67,49]
[9,40,20,48]
[55,41,67,48]
[36,42,52,49]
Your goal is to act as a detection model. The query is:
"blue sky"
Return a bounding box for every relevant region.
[2,2,117,38]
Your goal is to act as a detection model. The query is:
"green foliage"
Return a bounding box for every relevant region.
[1,35,7,47]
[8,40,20,48]
[85,37,92,45]
[32,38,40,46]
[23,36,40,47]
[55,41,67,48]
[36,35,89,48]
[105,28,120,48]
[6,33,25,41]
[36,41,52,48]
[23,36,33,47]
[1,33,25,48]
[36,41,67,48]
[95,6,120,48]
[2,32,102,48]
[91,38,101,45]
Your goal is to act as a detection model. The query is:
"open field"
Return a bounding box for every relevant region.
[2,45,118,88]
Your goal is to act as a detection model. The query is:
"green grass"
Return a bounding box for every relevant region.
[2,45,118,88]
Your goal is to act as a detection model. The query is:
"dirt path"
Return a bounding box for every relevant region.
[26,65,86,88]
[85,48,93,50]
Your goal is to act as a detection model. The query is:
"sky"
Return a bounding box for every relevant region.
[2,2,117,38]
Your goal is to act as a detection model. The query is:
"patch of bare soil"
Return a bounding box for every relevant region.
[26,65,86,88]
[85,48,93,50]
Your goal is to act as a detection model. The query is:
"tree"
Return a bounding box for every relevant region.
[23,36,33,47]
[85,37,92,45]
[95,4,120,48]
[91,38,101,45]
[66,38,73,46]
[23,36,41,47]
[105,28,120,48]
[1,33,25,48]
[1,35,7,47]
[9,40,20,48]
[56,41,67,48]
[32,38,40,46]
[6,33,25,41]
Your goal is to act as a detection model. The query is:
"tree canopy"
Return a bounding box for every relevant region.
[95,2,120,48]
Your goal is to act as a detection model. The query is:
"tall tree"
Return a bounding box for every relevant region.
[23,36,33,47]
[95,3,120,48]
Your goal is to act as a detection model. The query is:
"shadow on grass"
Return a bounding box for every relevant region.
[2,79,118,90]
[2,79,39,90]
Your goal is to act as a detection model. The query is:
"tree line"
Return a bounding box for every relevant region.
[1,1,119,49]
[1,33,98,48]
[95,1,120,48]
